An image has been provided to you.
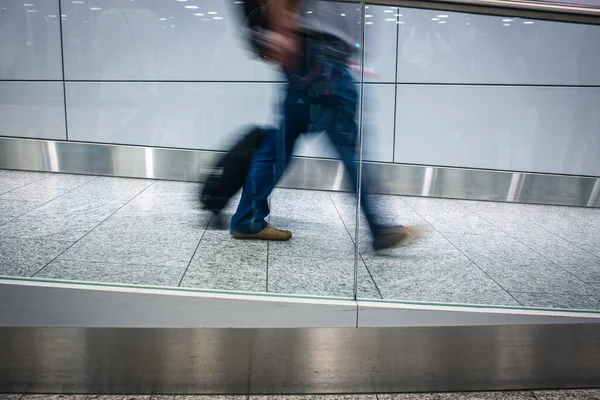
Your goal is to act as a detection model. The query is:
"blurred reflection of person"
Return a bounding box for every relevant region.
[398,10,451,82]
[230,0,415,250]
[95,0,163,145]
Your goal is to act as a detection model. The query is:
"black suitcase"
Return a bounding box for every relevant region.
[200,125,268,216]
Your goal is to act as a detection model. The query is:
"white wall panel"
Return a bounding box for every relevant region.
[396,8,600,85]
[60,0,281,81]
[65,81,395,162]
[0,82,66,140]
[0,0,62,80]
[394,85,600,177]
[65,82,282,150]
[293,84,395,163]
[364,5,398,83]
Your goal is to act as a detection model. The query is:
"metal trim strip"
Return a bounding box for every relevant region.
[1,137,598,207]
[346,0,600,25]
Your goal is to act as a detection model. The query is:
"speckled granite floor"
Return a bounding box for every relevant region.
[1,391,600,400]
[1,169,600,311]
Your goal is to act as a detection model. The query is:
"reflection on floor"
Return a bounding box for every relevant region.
[1,169,600,311]
[2,391,600,400]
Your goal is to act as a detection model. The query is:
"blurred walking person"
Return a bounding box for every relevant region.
[229,0,415,251]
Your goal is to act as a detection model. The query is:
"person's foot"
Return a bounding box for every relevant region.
[231,224,292,241]
[372,225,414,251]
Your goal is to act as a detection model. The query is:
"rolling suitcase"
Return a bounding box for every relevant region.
[200,125,269,216]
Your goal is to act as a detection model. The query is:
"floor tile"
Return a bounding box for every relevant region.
[32,173,96,190]
[362,250,518,307]
[380,392,534,399]
[268,219,355,259]
[505,203,600,258]
[459,200,600,285]
[0,237,73,277]
[358,260,383,300]
[562,206,600,228]
[446,232,597,295]
[118,192,208,216]
[533,389,600,399]
[0,169,49,194]
[267,255,355,298]
[36,259,186,287]
[141,180,202,198]
[0,196,125,241]
[0,182,70,203]
[180,231,267,292]
[402,197,502,236]
[0,199,40,225]
[64,176,154,201]
[270,189,342,224]
[59,212,206,268]
[509,292,600,311]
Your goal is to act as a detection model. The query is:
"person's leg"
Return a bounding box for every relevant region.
[230,127,278,234]
[324,66,413,250]
[230,89,309,237]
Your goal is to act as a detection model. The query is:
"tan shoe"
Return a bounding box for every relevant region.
[232,224,292,241]
[372,225,416,251]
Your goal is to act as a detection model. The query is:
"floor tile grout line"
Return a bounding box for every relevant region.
[456,201,600,295]
[0,175,100,227]
[400,197,524,307]
[327,192,384,300]
[29,180,157,278]
[266,194,271,293]
[178,213,213,288]
[46,256,186,269]
[0,171,53,196]
[266,240,270,293]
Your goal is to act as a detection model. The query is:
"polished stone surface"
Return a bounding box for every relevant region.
[59,212,206,268]
[0,200,40,225]
[1,169,600,310]
[0,237,73,277]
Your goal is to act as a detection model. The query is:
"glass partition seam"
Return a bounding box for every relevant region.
[392,5,400,164]
[354,2,367,306]
[57,0,69,141]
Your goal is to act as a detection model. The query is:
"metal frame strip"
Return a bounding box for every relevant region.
[1,137,598,207]
[1,279,600,394]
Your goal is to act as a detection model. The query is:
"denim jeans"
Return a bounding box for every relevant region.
[231,63,384,236]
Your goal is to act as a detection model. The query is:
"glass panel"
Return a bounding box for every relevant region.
[0,0,362,301]
[356,4,600,311]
